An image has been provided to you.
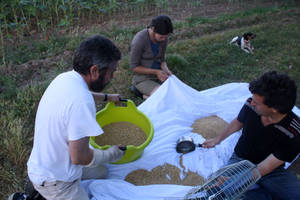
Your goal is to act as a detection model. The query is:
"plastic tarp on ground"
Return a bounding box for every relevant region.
[82,75,300,200]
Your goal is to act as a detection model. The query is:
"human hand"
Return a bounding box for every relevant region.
[106,145,124,162]
[156,70,169,82]
[163,68,172,76]
[107,94,121,103]
[202,138,220,148]
[89,146,124,167]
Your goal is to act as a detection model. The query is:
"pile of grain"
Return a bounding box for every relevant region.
[95,121,147,146]
[191,115,228,139]
[125,160,205,186]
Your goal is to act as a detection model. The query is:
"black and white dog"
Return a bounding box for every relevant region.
[230,32,256,54]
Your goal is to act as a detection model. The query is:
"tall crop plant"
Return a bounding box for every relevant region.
[0,0,203,65]
[0,0,176,39]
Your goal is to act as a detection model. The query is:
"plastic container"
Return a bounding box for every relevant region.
[89,99,154,164]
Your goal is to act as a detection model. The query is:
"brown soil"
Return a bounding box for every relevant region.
[191,115,228,139]
[95,122,147,147]
[1,50,74,88]
[125,162,205,186]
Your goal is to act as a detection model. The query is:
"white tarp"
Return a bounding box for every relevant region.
[82,75,300,200]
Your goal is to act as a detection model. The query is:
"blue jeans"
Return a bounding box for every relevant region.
[228,153,300,200]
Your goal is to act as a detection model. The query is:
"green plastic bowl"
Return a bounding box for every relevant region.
[89,99,154,164]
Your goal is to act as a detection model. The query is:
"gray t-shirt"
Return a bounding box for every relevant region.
[130,28,168,69]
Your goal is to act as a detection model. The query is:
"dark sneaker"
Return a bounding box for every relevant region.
[8,192,29,200]
[130,85,143,99]
[24,177,46,200]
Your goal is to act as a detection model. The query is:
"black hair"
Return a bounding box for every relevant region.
[243,32,256,40]
[73,35,121,75]
[249,71,297,114]
[150,15,173,35]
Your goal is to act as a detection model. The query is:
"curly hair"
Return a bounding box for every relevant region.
[249,71,297,114]
[73,35,121,75]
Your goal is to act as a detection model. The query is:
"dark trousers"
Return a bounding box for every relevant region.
[228,153,300,200]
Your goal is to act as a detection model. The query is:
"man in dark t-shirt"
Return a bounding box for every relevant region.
[235,98,300,165]
[203,71,300,200]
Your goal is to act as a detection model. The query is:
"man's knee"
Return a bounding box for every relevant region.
[258,169,300,199]
[150,85,160,96]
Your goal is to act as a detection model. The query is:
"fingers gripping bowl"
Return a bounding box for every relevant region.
[89,100,154,164]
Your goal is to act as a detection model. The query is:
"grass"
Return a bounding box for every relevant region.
[2,3,298,65]
[0,0,300,199]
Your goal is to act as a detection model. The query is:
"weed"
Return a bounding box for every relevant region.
[0,76,17,99]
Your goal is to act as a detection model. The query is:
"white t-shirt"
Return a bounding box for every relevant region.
[27,70,103,185]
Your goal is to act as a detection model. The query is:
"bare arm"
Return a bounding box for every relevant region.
[130,32,169,82]
[132,66,169,82]
[132,66,160,76]
[69,137,124,166]
[69,137,93,165]
[257,154,285,177]
[202,117,243,148]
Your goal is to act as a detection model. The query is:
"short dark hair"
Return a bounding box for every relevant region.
[150,15,173,35]
[249,71,297,114]
[73,35,121,74]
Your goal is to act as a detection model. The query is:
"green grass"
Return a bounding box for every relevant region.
[1,1,300,199]
[2,2,299,65]
[0,83,47,197]
[167,21,300,90]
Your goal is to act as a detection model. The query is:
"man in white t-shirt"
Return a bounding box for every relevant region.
[9,35,124,200]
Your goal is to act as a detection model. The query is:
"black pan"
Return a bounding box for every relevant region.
[176,136,202,154]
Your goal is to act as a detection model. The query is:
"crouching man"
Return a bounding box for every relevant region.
[203,71,300,200]
[10,35,124,200]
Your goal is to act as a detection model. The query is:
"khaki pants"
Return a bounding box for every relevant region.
[32,165,107,200]
[132,74,161,96]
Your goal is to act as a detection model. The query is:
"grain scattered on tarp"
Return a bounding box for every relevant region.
[125,162,205,186]
[191,115,228,139]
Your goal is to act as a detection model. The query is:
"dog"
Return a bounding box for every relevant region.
[230,32,256,54]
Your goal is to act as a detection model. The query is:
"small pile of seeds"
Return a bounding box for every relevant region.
[95,121,147,146]
[125,161,205,186]
[191,115,228,139]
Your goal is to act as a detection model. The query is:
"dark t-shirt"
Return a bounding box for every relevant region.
[235,98,300,164]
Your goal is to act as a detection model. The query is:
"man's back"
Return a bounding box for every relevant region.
[27,70,101,185]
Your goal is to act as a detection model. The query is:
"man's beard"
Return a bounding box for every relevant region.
[89,72,107,92]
